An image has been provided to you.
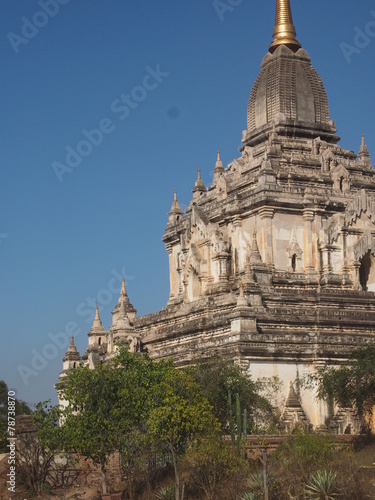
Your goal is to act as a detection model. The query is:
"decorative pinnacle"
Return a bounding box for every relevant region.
[359,132,370,161]
[66,336,78,353]
[214,149,224,177]
[63,335,80,362]
[168,189,183,218]
[119,277,130,305]
[269,0,301,53]
[121,277,127,297]
[236,281,248,307]
[360,132,367,150]
[250,229,262,264]
[94,305,101,324]
[193,167,206,192]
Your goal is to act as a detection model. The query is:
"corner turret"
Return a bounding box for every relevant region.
[192,168,206,200]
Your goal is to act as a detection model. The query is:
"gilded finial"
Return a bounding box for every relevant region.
[269,0,301,53]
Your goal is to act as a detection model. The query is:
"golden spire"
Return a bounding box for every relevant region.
[269,0,301,53]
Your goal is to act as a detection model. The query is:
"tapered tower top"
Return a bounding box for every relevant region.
[269,0,301,53]
[245,0,338,146]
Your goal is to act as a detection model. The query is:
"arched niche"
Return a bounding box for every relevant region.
[359,251,375,291]
[188,268,201,301]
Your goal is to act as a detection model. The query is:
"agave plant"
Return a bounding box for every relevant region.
[241,493,260,500]
[155,485,175,500]
[242,471,274,500]
[246,471,265,492]
[305,470,338,499]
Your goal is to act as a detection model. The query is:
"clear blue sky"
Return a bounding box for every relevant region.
[1,0,375,407]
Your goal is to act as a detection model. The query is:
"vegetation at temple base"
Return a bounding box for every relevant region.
[311,346,375,425]
[58,350,174,496]
[11,349,375,498]
[15,401,78,495]
[0,380,31,453]
[189,357,281,434]
[59,363,125,495]
[182,435,249,500]
[57,349,220,499]
[147,368,220,500]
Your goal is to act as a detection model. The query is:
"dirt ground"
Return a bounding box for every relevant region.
[0,454,102,500]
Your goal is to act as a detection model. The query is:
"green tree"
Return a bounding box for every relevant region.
[58,348,175,496]
[0,380,31,453]
[313,346,375,423]
[59,362,126,494]
[189,358,277,434]
[114,349,174,499]
[16,401,76,494]
[147,367,220,500]
[183,435,248,500]
[273,431,335,498]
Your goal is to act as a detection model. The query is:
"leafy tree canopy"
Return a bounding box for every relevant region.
[189,357,278,433]
[312,346,375,420]
[147,366,220,500]
[0,380,31,453]
[58,348,217,497]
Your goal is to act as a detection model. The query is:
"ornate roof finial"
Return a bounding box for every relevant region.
[93,305,101,326]
[62,335,81,363]
[236,281,248,307]
[168,190,183,219]
[216,150,223,167]
[269,0,301,53]
[359,132,371,164]
[361,132,366,149]
[214,149,224,179]
[121,277,127,297]
[250,229,262,264]
[193,167,206,194]
[66,336,78,354]
[88,305,106,335]
[119,277,130,306]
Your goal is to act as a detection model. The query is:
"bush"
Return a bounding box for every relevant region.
[183,436,249,500]
[272,431,335,498]
[305,470,338,499]
[155,485,175,500]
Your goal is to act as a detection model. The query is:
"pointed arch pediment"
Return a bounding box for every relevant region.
[354,230,375,261]
[191,204,209,228]
[346,189,375,227]
[332,164,350,193]
[286,230,303,258]
[215,176,227,199]
[188,205,210,244]
[186,243,201,274]
[332,164,349,178]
